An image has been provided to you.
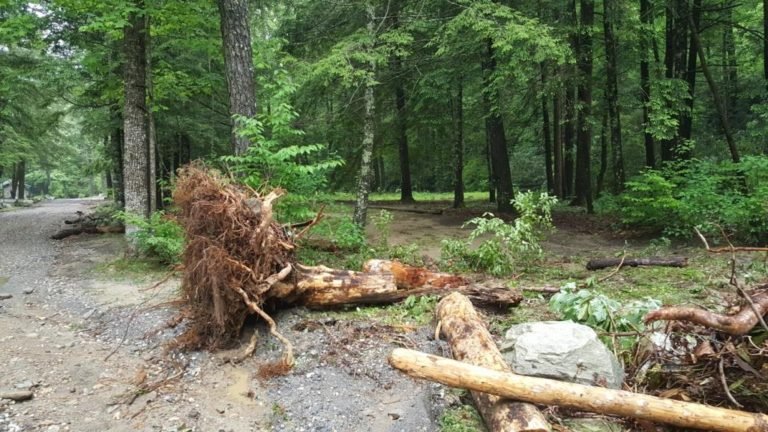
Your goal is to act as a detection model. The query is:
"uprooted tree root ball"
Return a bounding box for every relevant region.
[173,164,296,369]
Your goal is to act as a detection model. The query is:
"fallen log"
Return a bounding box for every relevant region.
[434,292,550,432]
[51,225,124,240]
[644,291,768,336]
[586,256,687,271]
[389,348,768,432]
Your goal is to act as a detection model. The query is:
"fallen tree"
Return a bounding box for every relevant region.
[389,348,768,432]
[644,289,768,336]
[172,165,522,367]
[586,256,687,271]
[434,292,550,432]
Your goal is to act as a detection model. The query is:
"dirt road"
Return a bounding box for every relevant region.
[0,201,440,432]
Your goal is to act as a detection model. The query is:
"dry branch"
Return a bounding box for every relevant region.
[644,291,768,336]
[51,225,124,240]
[434,292,550,432]
[586,256,687,271]
[389,348,768,432]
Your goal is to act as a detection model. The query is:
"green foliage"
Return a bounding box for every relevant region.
[371,209,394,247]
[388,243,425,267]
[441,191,557,276]
[121,211,185,265]
[438,403,485,432]
[610,157,768,243]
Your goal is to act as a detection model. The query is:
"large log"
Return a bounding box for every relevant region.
[434,292,550,432]
[586,256,687,271]
[389,348,768,432]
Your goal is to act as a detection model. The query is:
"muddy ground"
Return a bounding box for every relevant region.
[0,200,650,432]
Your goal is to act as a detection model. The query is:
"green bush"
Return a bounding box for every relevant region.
[121,211,185,265]
[610,156,768,243]
[441,191,557,276]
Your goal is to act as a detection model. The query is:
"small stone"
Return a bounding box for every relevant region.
[25,333,38,339]
[22,289,34,295]
[188,409,200,420]
[0,293,12,300]
[216,407,225,414]
[46,426,60,432]
[14,381,33,390]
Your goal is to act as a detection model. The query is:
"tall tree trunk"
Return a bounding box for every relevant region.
[16,160,25,200]
[146,14,157,212]
[676,0,701,159]
[574,0,594,213]
[482,39,514,212]
[640,0,655,168]
[564,1,577,198]
[10,162,17,199]
[393,56,414,203]
[452,79,465,209]
[553,91,564,199]
[485,122,496,203]
[353,4,377,227]
[123,0,152,233]
[110,121,125,207]
[541,63,554,194]
[722,4,737,115]
[596,108,608,197]
[217,0,256,155]
[603,0,624,192]
[687,4,740,163]
[661,0,688,162]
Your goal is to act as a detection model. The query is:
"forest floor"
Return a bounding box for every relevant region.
[0,199,759,432]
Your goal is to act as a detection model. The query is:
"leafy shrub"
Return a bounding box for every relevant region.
[121,211,185,265]
[441,191,557,276]
[612,156,768,244]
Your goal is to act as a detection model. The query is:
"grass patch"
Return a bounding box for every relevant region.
[311,295,439,326]
[92,257,170,282]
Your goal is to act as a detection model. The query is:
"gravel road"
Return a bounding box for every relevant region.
[0,201,446,432]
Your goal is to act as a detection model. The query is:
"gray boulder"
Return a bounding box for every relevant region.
[500,321,624,389]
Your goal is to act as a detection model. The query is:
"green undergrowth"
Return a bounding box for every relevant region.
[325,191,489,202]
[438,400,486,432]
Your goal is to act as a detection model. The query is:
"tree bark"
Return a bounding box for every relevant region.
[15,160,25,200]
[353,3,377,227]
[10,162,17,199]
[552,92,564,199]
[110,121,125,207]
[393,55,414,203]
[389,348,768,432]
[482,39,513,213]
[596,109,608,197]
[586,256,688,270]
[603,0,623,193]
[639,0,655,168]
[452,78,465,209]
[541,63,554,195]
[217,0,257,155]
[661,0,689,162]
[574,0,594,213]
[122,0,152,234]
[687,6,740,163]
[145,13,157,212]
[676,0,701,159]
[434,293,550,432]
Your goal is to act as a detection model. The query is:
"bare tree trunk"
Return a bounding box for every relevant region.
[596,109,608,197]
[482,39,513,213]
[10,162,17,199]
[146,13,157,213]
[553,91,564,199]
[452,78,465,209]
[640,0,655,168]
[110,118,125,208]
[574,0,594,213]
[123,0,152,235]
[676,0,701,159]
[217,0,256,155]
[661,0,688,162]
[393,55,414,203]
[541,63,554,194]
[353,3,377,227]
[563,0,577,198]
[15,160,25,200]
[687,5,740,163]
[603,0,623,193]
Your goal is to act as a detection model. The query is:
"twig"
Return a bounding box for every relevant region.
[231,284,294,367]
[598,253,627,283]
[694,226,768,253]
[292,205,326,241]
[718,358,743,408]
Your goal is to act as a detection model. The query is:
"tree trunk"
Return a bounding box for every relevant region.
[433,293,550,432]
[586,256,688,270]
[541,63,554,194]
[482,39,513,213]
[687,5,739,162]
[553,92,564,199]
[353,4,377,227]
[574,0,594,213]
[393,56,414,203]
[661,0,688,162]
[110,120,125,207]
[452,79,465,209]
[217,0,257,155]
[639,0,655,168]
[722,5,737,115]
[389,349,768,432]
[596,109,608,197]
[146,13,157,213]
[563,0,577,198]
[603,0,623,193]
[15,160,25,200]
[676,0,701,159]
[10,162,17,199]
[123,0,152,232]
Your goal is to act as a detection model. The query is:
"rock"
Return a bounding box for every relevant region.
[0,293,12,300]
[0,390,33,401]
[22,289,34,295]
[500,321,624,389]
[46,425,61,432]
[13,381,33,390]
